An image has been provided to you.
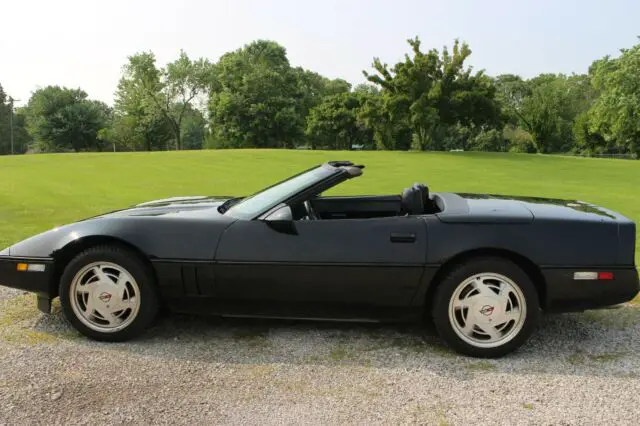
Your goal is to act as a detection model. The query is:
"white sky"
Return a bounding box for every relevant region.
[2,0,638,106]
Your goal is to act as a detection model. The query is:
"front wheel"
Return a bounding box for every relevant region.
[59,245,159,341]
[432,257,540,358]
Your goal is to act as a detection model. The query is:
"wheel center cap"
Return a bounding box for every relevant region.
[479,305,495,316]
[471,297,504,324]
[98,292,112,303]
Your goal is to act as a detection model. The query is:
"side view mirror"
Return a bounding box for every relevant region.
[264,205,293,221]
[263,205,297,235]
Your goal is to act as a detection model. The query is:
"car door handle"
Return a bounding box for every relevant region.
[390,233,416,243]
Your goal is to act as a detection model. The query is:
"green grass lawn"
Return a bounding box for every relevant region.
[0,150,638,301]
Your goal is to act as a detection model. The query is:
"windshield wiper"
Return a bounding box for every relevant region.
[217,197,243,214]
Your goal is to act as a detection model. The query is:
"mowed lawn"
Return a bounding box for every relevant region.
[0,150,639,301]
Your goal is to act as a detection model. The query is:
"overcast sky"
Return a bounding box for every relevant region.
[2,0,639,106]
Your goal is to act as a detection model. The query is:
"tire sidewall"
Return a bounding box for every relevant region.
[59,246,158,342]
[432,257,540,358]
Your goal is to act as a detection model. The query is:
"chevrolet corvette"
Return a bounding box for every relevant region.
[0,161,637,357]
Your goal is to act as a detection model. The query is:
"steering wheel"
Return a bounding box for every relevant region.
[303,200,319,220]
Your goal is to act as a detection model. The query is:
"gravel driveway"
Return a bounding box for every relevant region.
[1,286,639,425]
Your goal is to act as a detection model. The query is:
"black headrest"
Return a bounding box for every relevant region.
[401,187,424,215]
[413,183,429,206]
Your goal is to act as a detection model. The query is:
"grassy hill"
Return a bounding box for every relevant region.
[1,150,638,294]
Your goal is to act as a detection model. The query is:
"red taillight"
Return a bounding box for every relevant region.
[598,272,614,280]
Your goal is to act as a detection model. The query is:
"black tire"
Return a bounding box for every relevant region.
[59,245,159,342]
[432,257,540,358]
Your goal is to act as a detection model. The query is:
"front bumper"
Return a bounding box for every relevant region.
[543,267,639,312]
[0,256,56,312]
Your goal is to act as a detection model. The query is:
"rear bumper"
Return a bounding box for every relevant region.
[0,257,56,311]
[542,267,639,312]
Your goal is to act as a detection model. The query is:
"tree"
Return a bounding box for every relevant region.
[113,70,173,151]
[0,85,31,155]
[179,104,206,150]
[353,84,380,95]
[494,74,530,125]
[572,111,608,154]
[0,84,31,155]
[517,76,571,153]
[119,51,214,150]
[584,42,640,157]
[100,112,172,152]
[306,91,374,150]
[323,78,352,96]
[208,40,303,148]
[23,86,109,152]
[293,68,351,125]
[364,38,501,150]
[495,73,597,153]
[356,90,412,150]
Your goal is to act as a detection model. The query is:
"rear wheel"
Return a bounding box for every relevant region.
[59,245,159,341]
[432,257,540,358]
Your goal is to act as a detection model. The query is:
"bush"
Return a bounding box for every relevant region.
[504,125,536,153]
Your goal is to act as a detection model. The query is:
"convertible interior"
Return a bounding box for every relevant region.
[295,184,442,220]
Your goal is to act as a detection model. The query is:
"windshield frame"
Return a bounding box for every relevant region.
[222,164,344,220]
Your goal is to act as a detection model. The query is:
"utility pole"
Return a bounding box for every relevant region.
[8,96,20,155]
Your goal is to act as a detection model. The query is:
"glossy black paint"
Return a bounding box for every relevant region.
[213,216,427,318]
[542,268,639,311]
[0,257,55,295]
[0,164,638,320]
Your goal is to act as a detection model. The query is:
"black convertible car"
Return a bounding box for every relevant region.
[0,161,638,357]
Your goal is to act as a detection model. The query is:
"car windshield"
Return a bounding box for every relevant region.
[223,165,337,219]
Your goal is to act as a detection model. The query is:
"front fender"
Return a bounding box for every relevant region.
[8,216,232,261]
[8,220,110,258]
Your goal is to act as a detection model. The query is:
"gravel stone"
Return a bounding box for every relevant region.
[0,294,639,425]
[0,286,22,301]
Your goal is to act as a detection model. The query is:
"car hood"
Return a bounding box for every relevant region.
[95,195,235,219]
[2,195,239,258]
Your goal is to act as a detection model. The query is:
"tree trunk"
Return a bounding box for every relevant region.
[171,120,182,150]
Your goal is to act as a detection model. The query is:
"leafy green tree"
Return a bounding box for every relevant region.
[356,91,412,150]
[100,113,172,152]
[572,111,608,154]
[323,78,352,96]
[469,129,507,152]
[364,38,501,150]
[503,125,535,153]
[208,40,303,148]
[0,84,12,154]
[293,68,352,129]
[23,86,109,152]
[500,73,595,153]
[306,91,374,150]
[293,69,328,125]
[0,84,31,155]
[353,84,380,95]
[8,110,32,154]
[494,74,530,125]
[119,51,214,150]
[584,43,640,157]
[113,68,173,151]
[517,76,572,153]
[179,104,206,150]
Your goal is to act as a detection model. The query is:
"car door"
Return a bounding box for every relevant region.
[213,215,427,319]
